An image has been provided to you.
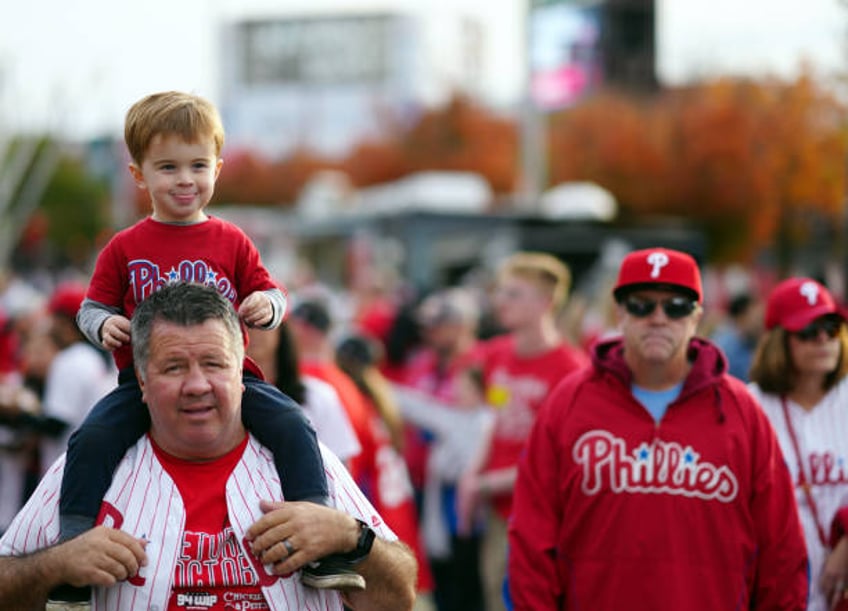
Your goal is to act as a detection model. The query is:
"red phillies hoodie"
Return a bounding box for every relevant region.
[508,336,808,611]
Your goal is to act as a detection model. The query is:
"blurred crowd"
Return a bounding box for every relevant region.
[0,249,783,610]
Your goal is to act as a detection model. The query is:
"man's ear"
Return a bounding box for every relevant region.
[136,369,147,402]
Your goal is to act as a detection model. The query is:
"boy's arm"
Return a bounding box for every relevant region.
[262,288,286,329]
[77,298,123,346]
[240,289,286,329]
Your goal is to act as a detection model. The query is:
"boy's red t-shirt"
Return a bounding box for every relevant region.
[87,216,278,371]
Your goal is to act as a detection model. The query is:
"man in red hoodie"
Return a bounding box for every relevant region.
[508,247,808,610]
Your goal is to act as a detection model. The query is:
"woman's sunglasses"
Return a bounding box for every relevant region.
[792,317,843,342]
[623,296,697,320]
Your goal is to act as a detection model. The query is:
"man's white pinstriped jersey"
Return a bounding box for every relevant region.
[0,436,395,610]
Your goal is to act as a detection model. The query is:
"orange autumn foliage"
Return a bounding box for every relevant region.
[207,94,518,210]
[548,71,848,262]
[147,75,846,265]
[401,95,519,193]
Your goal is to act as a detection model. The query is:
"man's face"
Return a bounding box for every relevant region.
[617,289,701,368]
[139,318,244,460]
[492,275,551,331]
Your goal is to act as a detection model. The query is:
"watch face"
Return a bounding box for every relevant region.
[357,520,375,554]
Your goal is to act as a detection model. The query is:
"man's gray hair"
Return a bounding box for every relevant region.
[132,282,244,379]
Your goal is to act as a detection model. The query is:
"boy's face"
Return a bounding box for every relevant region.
[129,133,223,223]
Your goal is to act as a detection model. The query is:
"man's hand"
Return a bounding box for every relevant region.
[246,500,359,575]
[247,501,417,611]
[53,527,148,588]
[238,292,273,328]
[100,315,131,351]
[0,526,148,609]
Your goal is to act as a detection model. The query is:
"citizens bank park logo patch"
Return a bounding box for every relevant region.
[573,430,739,502]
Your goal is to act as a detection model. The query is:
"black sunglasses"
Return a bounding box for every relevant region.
[623,295,697,320]
[793,317,842,342]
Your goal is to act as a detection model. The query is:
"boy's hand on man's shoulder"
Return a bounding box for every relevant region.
[101,315,131,351]
[238,292,273,328]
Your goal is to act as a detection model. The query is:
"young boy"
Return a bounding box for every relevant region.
[52,91,363,603]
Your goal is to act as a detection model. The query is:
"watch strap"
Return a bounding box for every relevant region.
[341,519,375,564]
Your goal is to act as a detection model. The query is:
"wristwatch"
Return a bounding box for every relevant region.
[341,519,376,564]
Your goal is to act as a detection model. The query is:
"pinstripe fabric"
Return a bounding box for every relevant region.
[751,377,848,611]
[0,435,395,610]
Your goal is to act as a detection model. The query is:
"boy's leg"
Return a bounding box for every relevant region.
[241,376,328,504]
[241,376,365,591]
[51,369,148,603]
[60,370,148,537]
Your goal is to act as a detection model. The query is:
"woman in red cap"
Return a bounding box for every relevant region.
[749,277,848,611]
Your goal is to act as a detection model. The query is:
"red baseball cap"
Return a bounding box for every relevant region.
[613,248,702,303]
[764,277,843,331]
[48,283,87,319]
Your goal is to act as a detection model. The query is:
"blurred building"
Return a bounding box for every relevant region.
[219,1,655,158]
[219,11,483,157]
[216,172,703,295]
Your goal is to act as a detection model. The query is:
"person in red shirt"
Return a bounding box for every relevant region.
[508,247,808,610]
[288,301,434,599]
[458,252,588,611]
[287,301,372,482]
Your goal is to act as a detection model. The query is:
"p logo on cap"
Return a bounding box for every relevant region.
[764,277,843,332]
[647,251,670,278]
[613,247,702,303]
[799,281,819,306]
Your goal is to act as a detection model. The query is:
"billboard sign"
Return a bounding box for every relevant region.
[237,15,394,86]
[529,1,602,110]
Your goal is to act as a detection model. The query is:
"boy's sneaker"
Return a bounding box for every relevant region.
[47,584,92,610]
[301,557,366,591]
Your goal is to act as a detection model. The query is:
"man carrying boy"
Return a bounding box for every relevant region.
[0,282,417,610]
[55,91,351,604]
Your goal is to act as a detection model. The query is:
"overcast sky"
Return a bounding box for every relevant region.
[0,0,844,140]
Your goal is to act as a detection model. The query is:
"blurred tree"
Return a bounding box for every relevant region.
[208,94,519,207]
[213,147,336,206]
[548,70,848,264]
[1,138,110,270]
[402,95,519,194]
[37,154,111,267]
[95,74,846,269]
[340,139,408,187]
